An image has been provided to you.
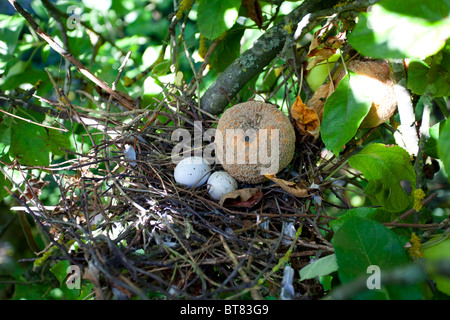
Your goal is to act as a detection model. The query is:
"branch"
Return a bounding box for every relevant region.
[199,0,377,115]
[7,0,136,111]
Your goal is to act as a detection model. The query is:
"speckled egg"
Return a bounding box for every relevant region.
[207,171,238,200]
[174,156,211,188]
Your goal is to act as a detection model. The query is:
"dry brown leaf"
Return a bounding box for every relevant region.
[20,178,50,203]
[306,27,345,70]
[306,83,334,122]
[220,187,263,208]
[265,174,310,198]
[306,47,337,70]
[290,95,320,138]
[242,0,263,28]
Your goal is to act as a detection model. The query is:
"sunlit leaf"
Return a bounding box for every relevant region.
[300,254,338,281]
[0,123,11,157]
[197,0,241,40]
[407,60,430,95]
[321,71,372,155]
[348,143,415,212]
[348,0,450,59]
[425,120,446,159]
[438,120,450,180]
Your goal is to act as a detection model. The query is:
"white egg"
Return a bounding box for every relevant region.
[174,156,211,188]
[207,171,238,200]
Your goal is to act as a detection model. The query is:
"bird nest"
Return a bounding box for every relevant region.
[19,85,339,300]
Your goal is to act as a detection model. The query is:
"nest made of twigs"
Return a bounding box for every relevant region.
[22,85,339,300]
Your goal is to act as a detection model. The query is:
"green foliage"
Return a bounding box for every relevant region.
[10,122,51,166]
[422,234,450,295]
[209,26,245,72]
[0,123,11,157]
[50,260,94,300]
[426,120,446,159]
[407,49,450,97]
[348,144,415,212]
[0,14,25,75]
[299,254,338,281]
[0,0,449,301]
[329,207,394,232]
[0,171,12,200]
[321,71,372,155]
[438,120,450,179]
[333,215,423,299]
[196,0,241,40]
[348,0,450,59]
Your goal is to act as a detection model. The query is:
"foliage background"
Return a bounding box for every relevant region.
[0,0,449,300]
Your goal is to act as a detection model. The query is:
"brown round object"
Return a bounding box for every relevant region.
[334,60,397,128]
[216,101,296,184]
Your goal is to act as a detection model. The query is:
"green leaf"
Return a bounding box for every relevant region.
[407,60,430,95]
[299,254,338,281]
[438,119,450,180]
[348,0,450,59]
[421,235,450,295]
[321,71,372,155]
[50,260,93,300]
[197,0,241,40]
[333,216,423,299]
[348,143,415,212]
[0,123,11,157]
[426,49,450,97]
[10,122,50,166]
[425,120,446,159]
[47,130,70,157]
[209,25,245,72]
[0,14,25,74]
[0,170,12,200]
[330,207,394,233]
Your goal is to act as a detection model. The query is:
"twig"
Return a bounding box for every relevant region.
[391,192,438,223]
[0,108,68,132]
[200,0,378,115]
[7,0,136,111]
[414,94,432,190]
[219,235,263,300]
[3,186,81,267]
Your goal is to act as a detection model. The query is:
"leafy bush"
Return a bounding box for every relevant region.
[0,0,449,300]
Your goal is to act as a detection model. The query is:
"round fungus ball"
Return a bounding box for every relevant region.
[174,156,211,188]
[216,101,296,184]
[207,171,238,200]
